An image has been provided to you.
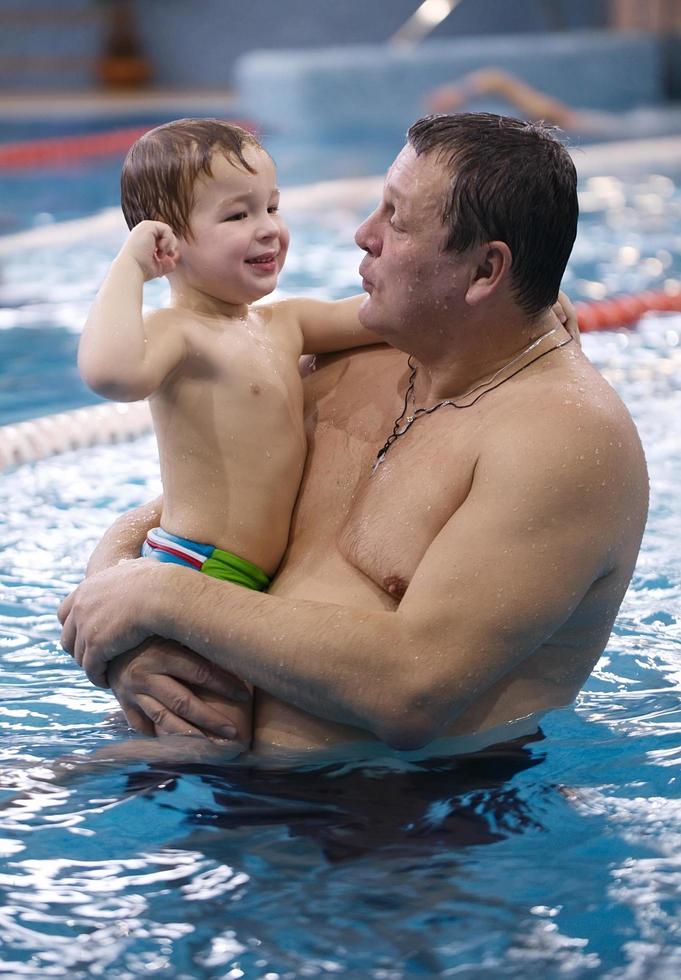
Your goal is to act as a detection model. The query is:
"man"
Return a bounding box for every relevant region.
[59,113,648,762]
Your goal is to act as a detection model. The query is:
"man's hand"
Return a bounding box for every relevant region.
[58,560,163,687]
[107,639,251,740]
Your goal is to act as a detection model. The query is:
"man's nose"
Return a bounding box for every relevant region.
[355,212,381,256]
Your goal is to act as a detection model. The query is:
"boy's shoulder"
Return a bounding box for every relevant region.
[251,298,306,336]
[143,306,186,329]
[253,296,299,319]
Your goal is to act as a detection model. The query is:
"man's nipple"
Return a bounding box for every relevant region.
[250,382,261,395]
[384,575,408,599]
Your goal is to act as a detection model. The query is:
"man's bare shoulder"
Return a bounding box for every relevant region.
[478,351,648,547]
[487,349,641,455]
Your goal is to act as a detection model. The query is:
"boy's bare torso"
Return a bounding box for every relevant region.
[149,302,306,574]
[254,342,648,756]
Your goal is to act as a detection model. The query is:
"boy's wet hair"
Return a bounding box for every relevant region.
[121,118,264,239]
[407,112,578,319]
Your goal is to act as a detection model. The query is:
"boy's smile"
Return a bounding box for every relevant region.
[170,146,289,316]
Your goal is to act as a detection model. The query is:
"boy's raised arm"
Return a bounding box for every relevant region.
[78,221,186,402]
[281,295,382,354]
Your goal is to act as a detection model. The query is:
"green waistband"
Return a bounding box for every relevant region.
[201,547,270,591]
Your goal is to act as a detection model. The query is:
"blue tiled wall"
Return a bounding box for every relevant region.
[134,0,608,89]
[235,31,664,138]
[0,0,608,92]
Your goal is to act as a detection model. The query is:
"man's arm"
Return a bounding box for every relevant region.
[86,495,161,574]
[61,403,645,750]
[76,496,250,737]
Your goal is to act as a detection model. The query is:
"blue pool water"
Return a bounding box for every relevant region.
[0,148,680,976]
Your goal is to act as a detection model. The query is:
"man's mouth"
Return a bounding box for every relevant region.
[359,260,374,292]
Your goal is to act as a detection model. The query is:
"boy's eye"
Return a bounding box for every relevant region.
[223,212,247,221]
[267,205,279,214]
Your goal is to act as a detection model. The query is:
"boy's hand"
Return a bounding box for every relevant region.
[553,290,581,348]
[118,220,179,281]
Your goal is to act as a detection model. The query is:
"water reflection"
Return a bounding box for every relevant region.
[119,736,548,862]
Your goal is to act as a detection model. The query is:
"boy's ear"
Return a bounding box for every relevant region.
[465,241,512,305]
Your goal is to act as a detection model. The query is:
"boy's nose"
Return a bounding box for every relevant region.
[256,213,280,239]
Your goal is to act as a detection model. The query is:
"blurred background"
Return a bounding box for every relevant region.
[1,0,681,419]
[1,1,680,213]
[0,1,680,98]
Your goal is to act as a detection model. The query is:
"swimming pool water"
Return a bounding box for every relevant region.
[0,162,680,977]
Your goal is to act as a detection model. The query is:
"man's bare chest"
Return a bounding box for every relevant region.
[300,362,485,597]
[337,410,483,597]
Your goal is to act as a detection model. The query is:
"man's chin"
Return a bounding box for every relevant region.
[358,296,386,334]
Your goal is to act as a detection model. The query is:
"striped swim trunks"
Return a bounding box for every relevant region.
[142,526,270,590]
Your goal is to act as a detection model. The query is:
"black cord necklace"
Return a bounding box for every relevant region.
[372,329,573,472]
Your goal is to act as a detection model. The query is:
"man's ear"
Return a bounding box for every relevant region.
[465,241,512,305]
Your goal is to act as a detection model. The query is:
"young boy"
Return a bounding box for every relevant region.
[78,118,378,756]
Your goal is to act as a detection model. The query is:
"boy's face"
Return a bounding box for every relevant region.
[174,146,289,309]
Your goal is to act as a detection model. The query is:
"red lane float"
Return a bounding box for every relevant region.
[0,120,258,169]
[576,288,681,332]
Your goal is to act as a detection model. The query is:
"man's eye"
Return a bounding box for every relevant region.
[223,212,247,221]
[267,205,279,214]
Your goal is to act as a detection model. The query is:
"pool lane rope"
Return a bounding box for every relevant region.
[0,121,257,169]
[575,287,681,332]
[0,286,679,472]
[0,402,152,470]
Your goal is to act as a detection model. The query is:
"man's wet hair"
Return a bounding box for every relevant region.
[121,118,264,240]
[407,113,578,318]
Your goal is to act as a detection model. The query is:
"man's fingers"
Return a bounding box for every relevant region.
[135,675,239,739]
[135,693,220,740]
[60,613,76,656]
[118,702,155,736]
[57,592,73,626]
[79,645,110,688]
[164,648,251,702]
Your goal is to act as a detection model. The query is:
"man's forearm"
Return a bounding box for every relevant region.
[149,565,432,749]
[86,497,162,576]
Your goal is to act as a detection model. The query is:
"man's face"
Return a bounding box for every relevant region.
[355,144,471,343]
